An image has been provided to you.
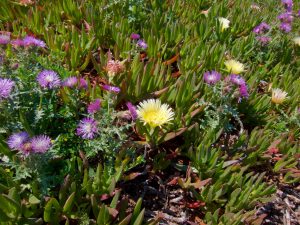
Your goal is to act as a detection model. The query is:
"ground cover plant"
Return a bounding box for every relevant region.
[0,0,299,224]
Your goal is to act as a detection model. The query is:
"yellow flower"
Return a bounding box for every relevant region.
[272,88,288,104]
[224,59,245,74]
[292,37,300,46]
[218,17,230,31]
[136,99,174,128]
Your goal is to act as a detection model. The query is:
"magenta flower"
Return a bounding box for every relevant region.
[203,71,221,85]
[76,118,98,139]
[79,78,88,89]
[278,12,293,23]
[279,22,292,33]
[130,33,140,40]
[229,74,246,86]
[23,35,46,48]
[281,0,293,12]
[102,84,121,93]
[137,39,147,49]
[126,102,138,120]
[0,34,10,45]
[63,76,78,88]
[37,70,61,89]
[87,99,101,114]
[256,36,271,45]
[7,132,29,151]
[239,84,249,99]
[11,39,24,47]
[31,135,52,153]
[0,78,15,100]
[253,22,270,34]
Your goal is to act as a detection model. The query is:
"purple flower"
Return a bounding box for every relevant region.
[137,39,147,49]
[256,36,272,45]
[11,39,24,47]
[0,78,15,100]
[102,84,120,93]
[298,10,300,17]
[63,76,78,88]
[23,35,46,48]
[21,142,33,155]
[79,78,88,89]
[126,102,138,120]
[130,33,140,40]
[278,12,293,23]
[203,70,221,85]
[239,84,249,99]
[7,132,29,150]
[37,70,61,89]
[281,0,293,12]
[229,74,246,86]
[76,118,98,139]
[31,135,52,153]
[87,99,101,114]
[0,34,10,45]
[253,22,270,34]
[279,22,292,33]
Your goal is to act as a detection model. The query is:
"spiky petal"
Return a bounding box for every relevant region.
[0,34,10,45]
[0,78,15,100]
[87,99,101,114]
[203,71,221,85]
[126,102,138,120]
[23,35,46,48]
[102,84,121,93]
[76,118,98,139]
[7,132,29,151]
[272,88,288,104]
[31,135,52,153]
[37,70,61,89]
[136,99,174,128]
[225,60,245,74]
[63,76,78,88]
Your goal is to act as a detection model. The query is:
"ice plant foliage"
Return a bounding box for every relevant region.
[31,135,52,153]
[272,88,288,104]
[87,99,101,114]
[218,17,230,31]
[7,132,29,151]
[203,71,221,85]
[76,118,98,139]
[224,60,245,74]
[37,70,61,89]
[136,99,174,128]
[0,78,15,100]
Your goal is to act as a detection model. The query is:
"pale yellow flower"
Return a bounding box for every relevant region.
[224,59,245,74]
[218,17,230,31]
[292,37,300,46]
[136,99,174,128]
[271,88,288,104]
